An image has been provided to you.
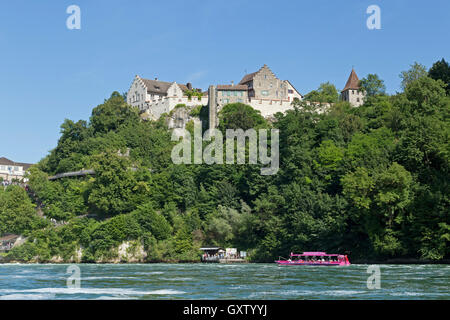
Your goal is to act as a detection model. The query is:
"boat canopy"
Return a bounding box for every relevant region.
[290,252,341,256]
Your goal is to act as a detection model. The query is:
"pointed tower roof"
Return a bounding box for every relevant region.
[342,69,361,92]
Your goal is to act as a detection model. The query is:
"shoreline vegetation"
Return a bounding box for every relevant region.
[0,61,449,265]
[1,258,450,265]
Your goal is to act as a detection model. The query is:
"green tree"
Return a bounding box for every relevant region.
[359,74,386,97]
[88,152,138,216]
[218,103,267,131]
[0,186,46,235]
[428,58,450,95]
[304,82,339,103]
[400,62,428,91]
[90,91,140,134]
[132,202,172,240]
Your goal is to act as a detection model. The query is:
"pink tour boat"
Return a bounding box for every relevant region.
[275,252,350,266]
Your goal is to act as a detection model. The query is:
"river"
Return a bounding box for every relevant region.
[0,264,448,299]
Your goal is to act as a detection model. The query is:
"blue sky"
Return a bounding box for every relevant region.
[1,0,449,163]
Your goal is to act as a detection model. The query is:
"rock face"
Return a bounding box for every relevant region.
[116,241,147,263]
[73,241,147,263]
[87,241,147,263]
[5,241,148,264]
[166,106,201,129]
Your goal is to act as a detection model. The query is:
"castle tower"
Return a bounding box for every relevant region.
[208,85,217,130]
[341,69,365,107]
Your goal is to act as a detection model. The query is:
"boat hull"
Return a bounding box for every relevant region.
[275,260,348,266]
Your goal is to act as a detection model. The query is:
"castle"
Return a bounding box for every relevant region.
[341,69,365,107]
[127,65,364,128]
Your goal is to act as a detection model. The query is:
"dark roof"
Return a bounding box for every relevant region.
[342,69,361,91]
[239,71,258,85]
[140,78,189,95]
[0,157,33,170]
[217,84,248,91]
[0,234,19,242]
[0,157,14,166]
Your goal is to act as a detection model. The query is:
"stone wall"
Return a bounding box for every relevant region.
[249,65,288,100]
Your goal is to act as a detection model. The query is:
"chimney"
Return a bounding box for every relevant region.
[186,82,192,90]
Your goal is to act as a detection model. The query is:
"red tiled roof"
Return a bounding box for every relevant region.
[217,84,248,91]
[239,72,257,85]
[342,69,361,91]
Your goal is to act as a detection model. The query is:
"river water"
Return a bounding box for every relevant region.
[0,264,448,299]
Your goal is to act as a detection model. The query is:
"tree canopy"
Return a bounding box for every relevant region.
[5,60,449,263]
[304,82,340,103]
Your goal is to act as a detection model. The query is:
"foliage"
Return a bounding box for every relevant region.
[428,58,450,95]
[304,82,339,103]
[8,59,450,262]
[218,103,268,132]
[0,186,47,235]
[400,62,428,91]
[359,74,386,97]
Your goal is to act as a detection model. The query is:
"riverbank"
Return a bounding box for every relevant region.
[1,257,449,265]
[0,263,449,299]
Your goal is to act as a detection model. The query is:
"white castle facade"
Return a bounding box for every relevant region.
[127,65,363,127]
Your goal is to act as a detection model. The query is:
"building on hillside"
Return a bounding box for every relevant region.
[341,69,365,107]
[0,234,20,252]
[127,65,366,129]
[238,64,302,101]
[208,64,303,128]
[0,157,33,183]
[216,83,248,105]
[127,75,208,120]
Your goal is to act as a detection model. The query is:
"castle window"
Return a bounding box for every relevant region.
[261,90,269,96]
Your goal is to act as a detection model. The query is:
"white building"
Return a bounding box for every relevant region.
[127,75,208,120]
[0,157,33,182]
[341,69,365,107]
